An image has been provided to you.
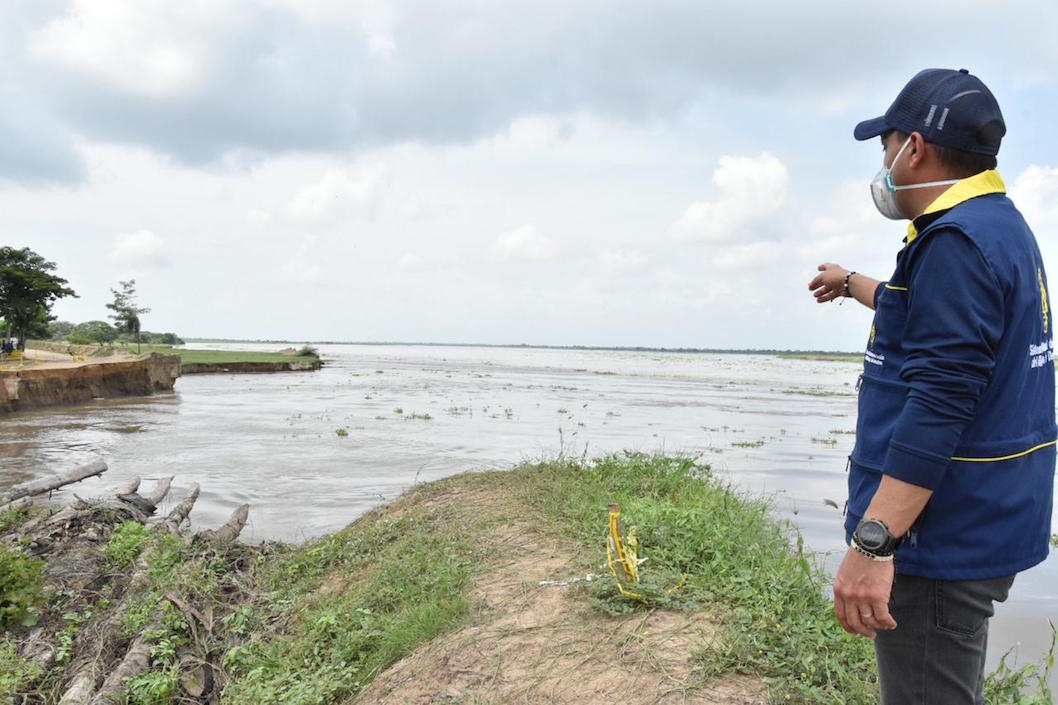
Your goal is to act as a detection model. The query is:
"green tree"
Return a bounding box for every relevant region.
[106,280,150,353]
[0,247,77,350]
[67,321,116,346]
[47,320,75,340]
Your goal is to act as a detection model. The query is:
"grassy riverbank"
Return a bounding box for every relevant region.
[2,454,1052,704]
[24,340,321,371]
[25,340,320,366]
[132,344,320,367]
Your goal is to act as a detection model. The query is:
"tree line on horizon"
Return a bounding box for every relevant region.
[0,246,181,351]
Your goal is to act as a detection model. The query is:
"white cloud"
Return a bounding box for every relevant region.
[670,153,787,242]
[285,165,387,226]
[281,234,324,284]
[710,240,788,270]
[110,229,170,268]
[1010,165,1058,231]
[30,1,232,98]
[368,33,397,59]
[398,252,424,270]
[246,209,272,226]
[805,180,885,257]
[494,225,558,261]
[598,249,647,273]
[1010,165,1058,273]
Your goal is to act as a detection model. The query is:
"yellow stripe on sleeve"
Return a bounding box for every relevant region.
[951,440,1057,463]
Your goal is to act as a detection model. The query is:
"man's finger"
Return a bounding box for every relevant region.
[845,600,878,639]
[833,597,855,634]
[872,600,897,630]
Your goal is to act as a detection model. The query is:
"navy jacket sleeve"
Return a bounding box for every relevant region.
[882,228,1005,489]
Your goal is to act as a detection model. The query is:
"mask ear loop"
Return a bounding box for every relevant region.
[886,136,960,192]
[883,136,913,193]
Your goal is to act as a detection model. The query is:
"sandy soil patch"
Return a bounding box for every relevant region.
[349,481,766,705]
[3,347,141,370]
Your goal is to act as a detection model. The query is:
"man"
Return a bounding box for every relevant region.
[808,68,1055,704]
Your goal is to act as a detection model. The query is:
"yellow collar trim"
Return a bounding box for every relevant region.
[906,170,1006,243]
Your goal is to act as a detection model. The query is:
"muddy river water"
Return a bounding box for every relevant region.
[2,343,1056,687]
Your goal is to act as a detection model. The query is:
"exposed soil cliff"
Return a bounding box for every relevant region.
[0,353,181,413]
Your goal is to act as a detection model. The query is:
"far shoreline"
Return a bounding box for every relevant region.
[185,337,863,359]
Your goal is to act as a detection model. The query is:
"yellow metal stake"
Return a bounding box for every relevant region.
[606,502,644,601]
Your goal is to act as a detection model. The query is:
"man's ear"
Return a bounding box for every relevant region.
[907,131,926,169]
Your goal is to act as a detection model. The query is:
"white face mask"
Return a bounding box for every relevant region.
[870,136,960,220]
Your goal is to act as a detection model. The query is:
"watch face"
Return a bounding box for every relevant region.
[857,520,887,550]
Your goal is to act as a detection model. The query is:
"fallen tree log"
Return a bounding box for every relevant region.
[0,495,34,513]
[89,638,150,705]
[58,665,97,705]
[195,504,250,543]
[111,476,141,497]
[164,484,200,533]
[145,476,173,508]
[8,473,253,705]
[0,459,107,507]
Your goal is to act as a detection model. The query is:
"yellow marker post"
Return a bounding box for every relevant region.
[606,502,644,601]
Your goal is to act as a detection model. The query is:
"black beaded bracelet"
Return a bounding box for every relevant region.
[851,539,894,562]
[843,271,857,297]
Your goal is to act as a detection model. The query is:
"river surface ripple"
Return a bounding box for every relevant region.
[2,343,1056,686]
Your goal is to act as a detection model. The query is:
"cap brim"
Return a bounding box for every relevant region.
[853,116,889,141]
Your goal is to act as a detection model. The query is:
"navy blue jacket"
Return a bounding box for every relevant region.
[847,170,1056,580]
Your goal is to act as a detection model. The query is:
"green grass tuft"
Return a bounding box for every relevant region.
[104,521,151,568]
[222,512,475,705]
[0,544,45,630]
[0,636,40,700]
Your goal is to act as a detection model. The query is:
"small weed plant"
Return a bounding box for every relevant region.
[0,636,40,700]
[0,543,44,629]
[104,521,151,568]
[0,506,31,535]
[985,623,1056,705]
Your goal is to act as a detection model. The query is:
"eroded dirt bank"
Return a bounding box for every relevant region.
[0,353,181,413]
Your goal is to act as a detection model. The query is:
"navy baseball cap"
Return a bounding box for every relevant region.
[854,68,1006,156]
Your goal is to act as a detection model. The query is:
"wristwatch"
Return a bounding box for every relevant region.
[852,518,902,560]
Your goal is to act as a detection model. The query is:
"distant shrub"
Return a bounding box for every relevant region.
[47,320,75,340]
[297,345,319,358]
[116,331,185,345]
[67,320,116,346]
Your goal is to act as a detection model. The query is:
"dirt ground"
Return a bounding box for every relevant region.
[1,347,140,371]
[348,483,767,705]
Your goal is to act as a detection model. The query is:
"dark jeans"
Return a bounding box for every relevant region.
[875,573,1015,705]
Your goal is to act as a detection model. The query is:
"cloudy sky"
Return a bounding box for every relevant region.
[3,1,1058,350]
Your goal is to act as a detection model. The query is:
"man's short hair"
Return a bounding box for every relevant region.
[889,130,998,179]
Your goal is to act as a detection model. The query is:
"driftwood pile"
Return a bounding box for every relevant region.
[1,459,258,704]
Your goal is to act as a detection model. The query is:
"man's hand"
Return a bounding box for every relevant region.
[809,262,850,303]
[833,547,898,639]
